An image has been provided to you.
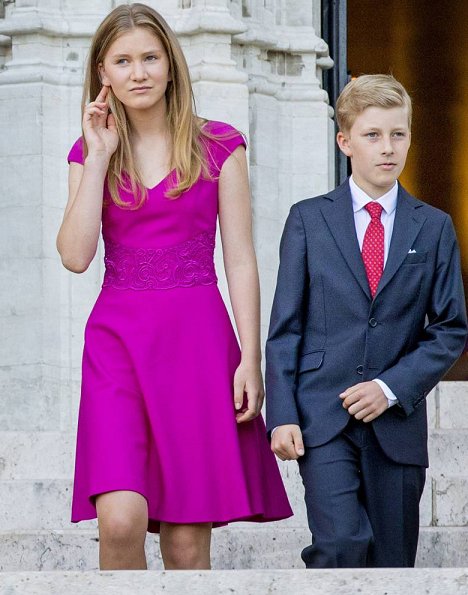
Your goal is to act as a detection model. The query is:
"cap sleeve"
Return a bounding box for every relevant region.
[67,137,84,165]
[202,121,247,173]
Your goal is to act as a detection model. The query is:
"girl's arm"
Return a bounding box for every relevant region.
[57,157,108,272]
[56,86,117,273]
[218,145,264,423]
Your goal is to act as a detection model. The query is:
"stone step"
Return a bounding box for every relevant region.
[3,470,467,531]
[0,477,435,532]
[2,428,467,481]
[428,429,468,476]
[0,474,304,531]
[0,480,308,532]
[0,432,75,480]
[0,568,468,595]
[1,526,467,572]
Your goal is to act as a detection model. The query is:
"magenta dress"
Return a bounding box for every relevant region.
[68,121,292,532]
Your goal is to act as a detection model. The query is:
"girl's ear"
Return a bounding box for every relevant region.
[98,63,111,86]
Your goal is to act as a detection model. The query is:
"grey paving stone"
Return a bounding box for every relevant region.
[1,568,468,595]
[435,477,468,526]
[1,526,466,571]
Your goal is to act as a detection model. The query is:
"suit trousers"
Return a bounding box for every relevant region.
[298,416,426,568]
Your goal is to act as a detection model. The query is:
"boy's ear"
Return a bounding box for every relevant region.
[336,131,352,157]
[98,64,111,86]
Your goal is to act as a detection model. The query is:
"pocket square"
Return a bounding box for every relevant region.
[403,250,427,264]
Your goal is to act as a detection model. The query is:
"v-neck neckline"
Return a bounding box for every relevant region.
[143,167,177,192]
[142,120,214,191]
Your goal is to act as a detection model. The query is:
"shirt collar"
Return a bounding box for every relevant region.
[349,175,398,215]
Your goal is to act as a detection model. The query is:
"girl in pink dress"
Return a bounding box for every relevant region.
[56,3,291,571]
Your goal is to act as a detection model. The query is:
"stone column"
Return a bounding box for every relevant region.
[0,0,118,443]
[0,0,107,541]
[176,0,248,124]
[229,0,334,341]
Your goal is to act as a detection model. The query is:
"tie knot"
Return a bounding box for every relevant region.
[365,201,383,221]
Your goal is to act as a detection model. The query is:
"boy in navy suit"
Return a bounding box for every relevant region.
[266,74,467,567]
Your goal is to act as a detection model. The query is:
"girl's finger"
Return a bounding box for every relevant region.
[233,382,244,410]
[95,85,109,103]
[85,106,106,115]
[107,113,117,132]
[85,105,98,116]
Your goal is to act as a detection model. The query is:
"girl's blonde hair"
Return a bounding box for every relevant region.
[336,74,412,134]
[82,3,213,208]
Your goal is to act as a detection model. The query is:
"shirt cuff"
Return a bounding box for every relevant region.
[271,426,279,436]
[373,378,398,408]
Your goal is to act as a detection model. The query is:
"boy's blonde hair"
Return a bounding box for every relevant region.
[336,74,412,133]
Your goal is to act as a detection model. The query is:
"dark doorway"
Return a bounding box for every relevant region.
[347,0,468,378]
[322,0,348,186]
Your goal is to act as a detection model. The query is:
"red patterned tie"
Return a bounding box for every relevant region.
[362,202,384,297]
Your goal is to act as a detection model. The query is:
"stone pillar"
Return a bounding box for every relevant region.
[0,0,111,439]
[229,0,334,341]
[176,0,248,124]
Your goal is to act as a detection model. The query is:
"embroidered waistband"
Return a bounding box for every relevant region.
[103,231,217,290]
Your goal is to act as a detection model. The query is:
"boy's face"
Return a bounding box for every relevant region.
[337,106,411,199]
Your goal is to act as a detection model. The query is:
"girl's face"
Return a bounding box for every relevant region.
[99,27,171,114]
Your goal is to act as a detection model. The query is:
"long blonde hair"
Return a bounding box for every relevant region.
[82,3,212,208]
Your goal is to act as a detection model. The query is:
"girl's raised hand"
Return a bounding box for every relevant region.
[82,85,118,160]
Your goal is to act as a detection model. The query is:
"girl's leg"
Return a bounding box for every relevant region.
[159,522,212,569]
[96,490,148,570]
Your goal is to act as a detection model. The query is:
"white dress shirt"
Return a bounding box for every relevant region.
[349,175,399,407]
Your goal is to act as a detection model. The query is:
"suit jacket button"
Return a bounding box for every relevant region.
[369,318,378,327]
[356,365,364,375]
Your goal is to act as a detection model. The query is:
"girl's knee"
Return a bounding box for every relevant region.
[161,524,211,569]
[99,513,145,548]
[96,491,147,548]
[164,538,201,568]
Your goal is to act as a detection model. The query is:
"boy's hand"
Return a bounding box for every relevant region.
[339,381,388,422]
[271,424,305,460]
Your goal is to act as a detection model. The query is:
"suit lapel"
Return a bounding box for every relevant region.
[320,181,372,300]
[375,186,426,297]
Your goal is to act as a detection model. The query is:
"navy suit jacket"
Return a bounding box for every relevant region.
[266,180,467,467]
